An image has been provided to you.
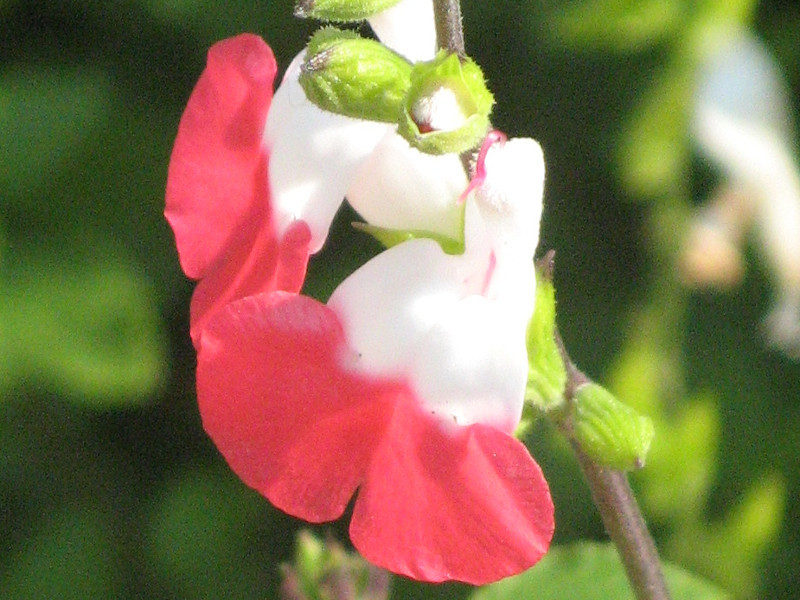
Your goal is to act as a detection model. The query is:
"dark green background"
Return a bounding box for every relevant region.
[2,1,799,598]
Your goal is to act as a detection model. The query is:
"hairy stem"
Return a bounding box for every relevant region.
[550,317,671,600]
[432,0,465,56]
[575,450,671,600]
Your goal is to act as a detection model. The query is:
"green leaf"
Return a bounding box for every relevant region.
[525,263,567,411]
[2,248,166,405]
[146,467,272,600]
[471,542,730,600]
[0,508,123,599]
[547,0,686,52]
[616,59,693,199]
[300,27,412,123]
[0,65,112,204]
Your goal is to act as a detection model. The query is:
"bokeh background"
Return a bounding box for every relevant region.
[2,0,799,598]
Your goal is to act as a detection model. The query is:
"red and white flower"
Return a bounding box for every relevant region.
[166,0,465,349]
[166,0,553,585]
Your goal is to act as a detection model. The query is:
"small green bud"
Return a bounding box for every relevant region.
[352,221,464,255]
[300,27,412,123]
[525,260,568,410]
[573,383,655,471]
[295,0,402,21]
[282,530,390,600]
[398,51,494,155]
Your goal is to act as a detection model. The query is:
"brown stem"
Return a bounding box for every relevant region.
[574,449,671,600]
[543,251,670,600]
[432,0,465,56]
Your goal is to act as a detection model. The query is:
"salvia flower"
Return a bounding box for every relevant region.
[166,0,553,585]
[688,28,800,355]
[166,0,465,348]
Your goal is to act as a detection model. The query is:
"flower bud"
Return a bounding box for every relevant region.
[525,259,567,411]
[573,383,654,471]
[299,28,412,123]
[295,0,402,22]
[398,51,494,155]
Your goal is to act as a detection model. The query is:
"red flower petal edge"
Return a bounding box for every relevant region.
[165,35,310,346]
[351,399,554,585]
[197,292,554,584]
[197,293,398,521]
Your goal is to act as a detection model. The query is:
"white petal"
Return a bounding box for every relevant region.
[764,291,800,358]
[329,237,527,431]
[472,137,546,257]
[693,30,800,303]
[265,52,390,252]
[329,134,546,430]
[346,130,466,239]
[368,0,437,63]
[409,295,527,431]
[328,238,464,376]
[694,31,793,146]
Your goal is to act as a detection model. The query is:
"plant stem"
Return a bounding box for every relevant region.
[432,0,465,56]
[574,449,671,600]
[549,317,671,600]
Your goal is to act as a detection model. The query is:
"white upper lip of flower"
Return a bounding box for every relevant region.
[265,0,464,253]
[328,137,546,431]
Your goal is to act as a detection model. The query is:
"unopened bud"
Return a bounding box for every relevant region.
[295,0,402,21]
[573,383,654,471]
[398,51,493,155]
[299,28,412,123]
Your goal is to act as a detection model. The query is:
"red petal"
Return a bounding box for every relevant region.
[350,399,554,585]
[188,216,310,347]
[196,292,400,522]
[165,34,276,280]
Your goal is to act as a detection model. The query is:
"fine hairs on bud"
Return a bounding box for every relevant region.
[294,0,404,22]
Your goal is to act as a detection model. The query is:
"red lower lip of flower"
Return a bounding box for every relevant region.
[197,291,554,585]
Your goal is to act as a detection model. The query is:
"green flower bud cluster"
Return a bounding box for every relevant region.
[399,51,493,155]
[297,26,494,155]
[295,0,402,22]
[282,530,389,600]
[301,28,412,124]
[524,257,654,471]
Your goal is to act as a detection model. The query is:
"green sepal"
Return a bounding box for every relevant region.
[282,530,389,600]
[295,0,402,21]
[525,261,568,411]
[573,383,655,471]
[300,27,412,123]
[398,51,494,155]
[353,221,464,255]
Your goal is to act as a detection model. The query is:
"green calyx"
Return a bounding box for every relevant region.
[299,27,412,123]
[295,0,402,22]
[353,221,464,255]
[525,261,568,411]
[572,383,655,471]
[398,51,494,155]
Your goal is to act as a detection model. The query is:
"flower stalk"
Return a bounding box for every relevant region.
[543,269,671,600]
[432,0,465,56]
[573,449,671,600]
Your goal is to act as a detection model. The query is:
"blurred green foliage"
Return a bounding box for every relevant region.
[2,0,800,599]
[471,542,729,600]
